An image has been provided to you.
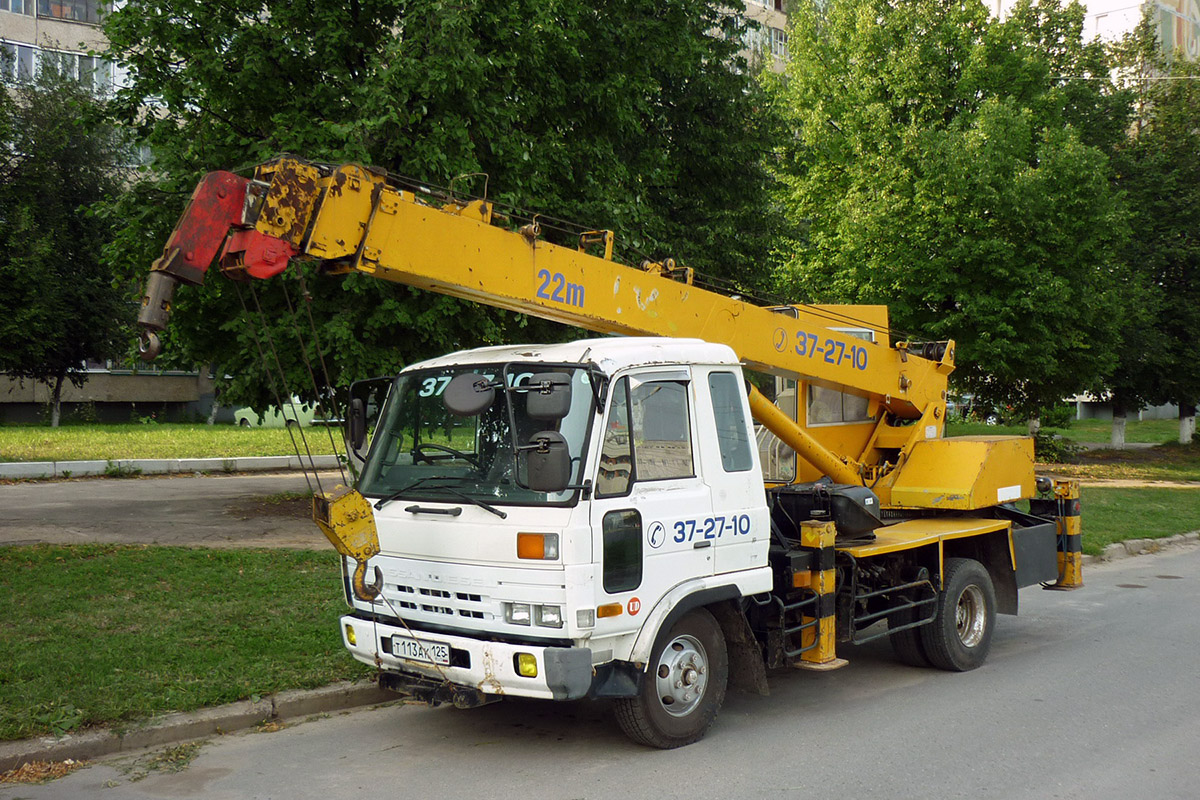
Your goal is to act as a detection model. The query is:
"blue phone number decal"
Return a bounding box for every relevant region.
[773,328,869,371]
[673,514,752,543]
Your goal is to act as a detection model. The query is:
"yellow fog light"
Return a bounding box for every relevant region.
[344,623,357,646]
[515,653,538,678]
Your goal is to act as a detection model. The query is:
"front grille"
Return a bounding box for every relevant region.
[387,582,491,621]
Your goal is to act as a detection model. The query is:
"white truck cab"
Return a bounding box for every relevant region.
[339,337,772,745]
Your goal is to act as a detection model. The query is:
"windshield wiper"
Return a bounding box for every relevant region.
[374,478,507,519]
[373,476,464,510]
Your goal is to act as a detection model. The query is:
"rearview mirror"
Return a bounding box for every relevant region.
[443,373,497,417]
[348,398,367,452]
[522,431,570,493]
[526,372,572,420]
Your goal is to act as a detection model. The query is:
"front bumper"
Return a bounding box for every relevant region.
[340,615,593,701]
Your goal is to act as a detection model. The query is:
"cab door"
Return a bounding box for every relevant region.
[588,369,713,629]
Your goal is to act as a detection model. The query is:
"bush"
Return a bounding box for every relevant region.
[1033,430,1081,463]
[1039,404,1074,429]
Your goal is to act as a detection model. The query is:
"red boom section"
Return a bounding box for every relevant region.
[137,170,296,358]
[152,171,251,286]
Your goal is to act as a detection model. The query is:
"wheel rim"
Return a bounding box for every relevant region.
[654,634,708,717]
[955,584,987,648]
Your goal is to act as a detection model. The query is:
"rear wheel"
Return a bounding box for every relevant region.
[614,608,728,749]
[919,558,996,671]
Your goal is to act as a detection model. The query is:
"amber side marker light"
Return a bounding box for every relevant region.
[596,603,623,618]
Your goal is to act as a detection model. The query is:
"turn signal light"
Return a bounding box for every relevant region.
[517,532,559,560]
[344,623,357,646]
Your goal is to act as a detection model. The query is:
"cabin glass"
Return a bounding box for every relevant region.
[357,364,596,507]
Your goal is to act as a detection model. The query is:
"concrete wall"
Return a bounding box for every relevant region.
[1074,399,1180,421]
[0,370,218,423]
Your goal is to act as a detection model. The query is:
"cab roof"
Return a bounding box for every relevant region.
[406,337,740,376]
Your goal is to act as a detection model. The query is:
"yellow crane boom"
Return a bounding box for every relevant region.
[138,156,1031,509]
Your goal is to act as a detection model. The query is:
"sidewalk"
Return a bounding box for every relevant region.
[0,682,395,774]
[0,454,341,480]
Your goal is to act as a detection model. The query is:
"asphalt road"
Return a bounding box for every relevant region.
[4,545,1198,800]
[0,471,342,549]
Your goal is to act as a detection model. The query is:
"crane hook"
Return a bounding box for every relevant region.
[352,561,384,602]
[139,331,162,362]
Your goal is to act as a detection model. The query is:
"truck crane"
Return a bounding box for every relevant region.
[137,156,1083,749]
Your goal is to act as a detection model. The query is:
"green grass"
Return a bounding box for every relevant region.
[0,545,368,742]
[1,483,1198,741]
[1080,486,1200,555]
[947,416,1187,444]
[0,423,341,463]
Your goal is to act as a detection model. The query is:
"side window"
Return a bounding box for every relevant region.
[807,385,872,425]
[596,378,633,497]
[631,380,694,481]
[708,372,753,472]
[602,509,642,593]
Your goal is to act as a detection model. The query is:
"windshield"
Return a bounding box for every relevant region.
[358,363,598,506]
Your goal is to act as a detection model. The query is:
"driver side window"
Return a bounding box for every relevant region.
[596,376,695,497]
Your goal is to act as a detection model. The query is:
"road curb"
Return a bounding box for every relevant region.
[0,455,342,480]
[1099,531,1200,561]
[0,681,395,774]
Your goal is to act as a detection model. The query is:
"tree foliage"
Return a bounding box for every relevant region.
[102,0,781,409]
[0,65,130,426]
[770,0,1130,419]
[1108,14,1200,437]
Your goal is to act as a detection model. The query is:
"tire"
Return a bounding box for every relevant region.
[614,608,728,749]
[238,418,251,427]
[888,607,931,667]
[919,558,996,672]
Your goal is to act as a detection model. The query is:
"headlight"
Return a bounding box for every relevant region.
[504,602,532,625]
[535,605,563,628]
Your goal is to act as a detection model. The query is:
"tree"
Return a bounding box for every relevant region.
[102,0,782,410]
[769,0,1129,422]
[0,63,130,426]
[1109,16,1200,445]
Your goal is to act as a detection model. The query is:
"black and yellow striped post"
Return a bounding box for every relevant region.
[1047,479,1084,591]
[792,519,849,671]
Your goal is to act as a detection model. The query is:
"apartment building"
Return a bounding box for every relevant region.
[740,0,790,71]
[993,0,1199,55]
[0,1,119,90]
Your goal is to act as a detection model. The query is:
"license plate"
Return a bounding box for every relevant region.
[392,635,451,666]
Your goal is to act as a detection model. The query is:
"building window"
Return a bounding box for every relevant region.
[1,0,36,16]
[770,27,789,59]
[1,42,36,83]
[1,43,115,92]
[37,0,101,24]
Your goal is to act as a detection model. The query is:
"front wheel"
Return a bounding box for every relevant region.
[919,558,996,671]
[614,608,728,749]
